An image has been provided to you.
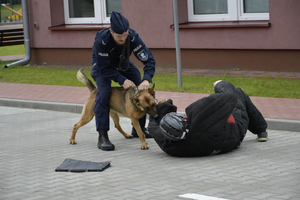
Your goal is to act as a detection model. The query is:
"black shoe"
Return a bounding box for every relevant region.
[98,130,115,151]
[257,131,268,142]
[131,127,153,138]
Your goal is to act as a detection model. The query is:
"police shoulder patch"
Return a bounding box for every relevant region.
[137,50,148,61]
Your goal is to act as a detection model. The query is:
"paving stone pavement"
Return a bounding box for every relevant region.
[0,106,300,200]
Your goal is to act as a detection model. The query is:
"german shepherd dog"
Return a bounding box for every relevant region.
[70,69,158,150]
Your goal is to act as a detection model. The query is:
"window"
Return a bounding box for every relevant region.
[63,0,121,24]
[188,0,269,22]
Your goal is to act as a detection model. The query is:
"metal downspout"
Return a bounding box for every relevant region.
[173,0,182,88]
[5,0,31,68]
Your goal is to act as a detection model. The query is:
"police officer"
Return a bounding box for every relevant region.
[91,11,156,151]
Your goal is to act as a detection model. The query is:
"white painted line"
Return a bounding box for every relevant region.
[179,193,230,200]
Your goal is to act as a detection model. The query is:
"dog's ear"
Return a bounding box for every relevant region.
[148,83,155,97]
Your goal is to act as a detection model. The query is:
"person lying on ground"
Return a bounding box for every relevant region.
[148,80,268,157]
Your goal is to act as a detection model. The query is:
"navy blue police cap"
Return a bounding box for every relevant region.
[110,11,129,34]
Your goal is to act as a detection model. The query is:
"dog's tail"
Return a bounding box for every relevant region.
[77,68,96,92]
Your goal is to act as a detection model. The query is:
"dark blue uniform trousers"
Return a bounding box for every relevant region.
[91,63,146,131]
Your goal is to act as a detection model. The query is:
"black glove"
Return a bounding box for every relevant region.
[153,99,177,124]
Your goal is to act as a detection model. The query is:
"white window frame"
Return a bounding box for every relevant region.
[237,0,269,21]
[63,0,110,24]
[188,0,269,22]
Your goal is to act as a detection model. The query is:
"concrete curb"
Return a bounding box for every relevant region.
[1,97,299,132]
[265,118,300,133]
[0,98,83,114]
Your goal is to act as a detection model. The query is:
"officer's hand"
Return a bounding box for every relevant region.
[123,79,136,89]
[138,80,149,90]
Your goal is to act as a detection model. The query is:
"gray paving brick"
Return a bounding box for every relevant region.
[1,106,300,200]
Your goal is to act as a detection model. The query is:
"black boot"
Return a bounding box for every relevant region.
[98,130,115,151]
[131,127,153,138]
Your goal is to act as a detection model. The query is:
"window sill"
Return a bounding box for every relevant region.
[171,21,270,29]
[48,24,110,31]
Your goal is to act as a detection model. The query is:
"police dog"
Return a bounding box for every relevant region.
[70,69,158,150]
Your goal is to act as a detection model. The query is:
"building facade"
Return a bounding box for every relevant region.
[27,0,300,72]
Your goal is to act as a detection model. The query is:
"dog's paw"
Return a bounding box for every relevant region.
[70,139,77,145]
[125,135,134,139]
[141,144,149,150]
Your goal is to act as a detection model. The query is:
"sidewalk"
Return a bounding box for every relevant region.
[0,81,299,132]
[0,106,299,200]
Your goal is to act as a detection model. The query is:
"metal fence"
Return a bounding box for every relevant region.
[0,0,22,23]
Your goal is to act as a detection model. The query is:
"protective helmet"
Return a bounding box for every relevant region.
[159,112,188,141]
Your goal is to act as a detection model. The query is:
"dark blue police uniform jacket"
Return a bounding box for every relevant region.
[91,28,156,131]
[91,27,155,85]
